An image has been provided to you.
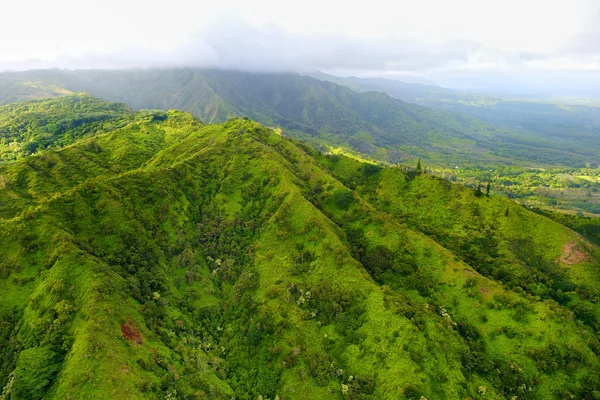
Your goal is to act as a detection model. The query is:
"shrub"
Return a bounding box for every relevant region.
[12,346,60,400]
[573,302,598,329]
[333,188,354,211]
[362,245,394,280]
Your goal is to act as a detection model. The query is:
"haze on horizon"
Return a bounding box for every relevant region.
[3,0,600,96]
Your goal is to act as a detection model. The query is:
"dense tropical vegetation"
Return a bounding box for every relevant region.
[0,95,599,399]
[0,95,133,163]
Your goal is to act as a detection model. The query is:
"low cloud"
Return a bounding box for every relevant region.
[563,33,600,56]
[183,19,478,72]
[560,2,600,56]
[3,12,600,97]
[0,17,505,73]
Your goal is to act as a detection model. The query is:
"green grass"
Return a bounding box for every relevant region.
[0,95,599,399]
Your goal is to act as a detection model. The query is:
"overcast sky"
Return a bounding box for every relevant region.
[2,0,600,94]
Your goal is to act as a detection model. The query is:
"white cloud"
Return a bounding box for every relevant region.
[1,0,600,94]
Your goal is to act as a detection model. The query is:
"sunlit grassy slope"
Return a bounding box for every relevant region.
[0,95,599,399]
[0,94,134,163]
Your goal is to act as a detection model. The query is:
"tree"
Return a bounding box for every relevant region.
[11,346,59,400]
[362,245,394,280]
[485,181,491,196]
[23,141,40,154]
[416,158,422,174]
[333,188,354,211]
[475,184,483,197]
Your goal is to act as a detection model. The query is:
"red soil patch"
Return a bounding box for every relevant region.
[559,242,589,265]
[121,321,142,344]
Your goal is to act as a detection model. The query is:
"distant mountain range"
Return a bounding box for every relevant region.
[1,68,599,167]
[309,71,439,86]
[311,72,600,156]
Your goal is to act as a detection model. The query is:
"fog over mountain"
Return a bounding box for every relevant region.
[2,0,600,96]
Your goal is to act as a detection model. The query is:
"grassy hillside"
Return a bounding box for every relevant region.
[0,94,133,163]
[1,69,596,168]
[0,80,72,105]
[0,95,600,399]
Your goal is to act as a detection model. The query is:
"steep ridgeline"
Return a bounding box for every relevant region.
[0,95,600,399]
[0,69,593,167]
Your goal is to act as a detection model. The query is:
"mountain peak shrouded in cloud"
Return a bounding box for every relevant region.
[2,0,600,95]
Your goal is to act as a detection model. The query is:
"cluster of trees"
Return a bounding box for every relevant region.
[0,94,132,163]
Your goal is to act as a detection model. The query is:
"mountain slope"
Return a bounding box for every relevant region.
[306,72,454,104]
[0,94,133,163]
[0,79,72,105]
[1,68,595,167]
[1,95,600,399]
[309,72,600,163]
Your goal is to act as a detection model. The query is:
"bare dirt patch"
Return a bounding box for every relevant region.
[559,242,589,265]
[121,321,142,344]
[478,287,490,295]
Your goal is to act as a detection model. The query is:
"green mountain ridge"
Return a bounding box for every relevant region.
[1,69,595,168]
[1,95,600,399]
